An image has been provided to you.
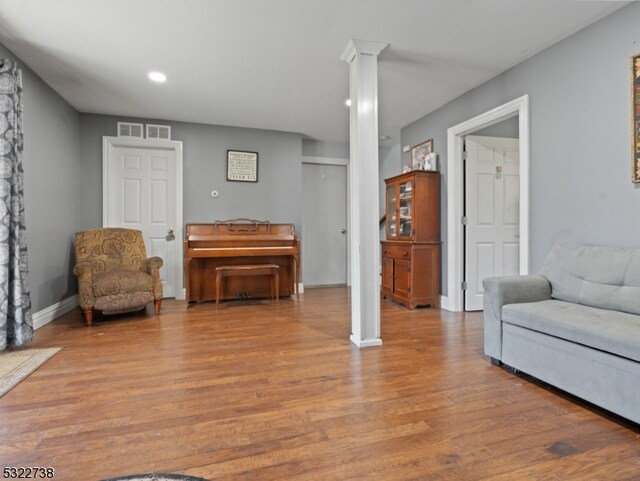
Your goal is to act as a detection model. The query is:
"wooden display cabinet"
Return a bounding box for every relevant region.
[382,170,440,309]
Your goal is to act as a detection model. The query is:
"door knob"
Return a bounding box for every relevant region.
[340,228,347,234]
[166,228,175,241]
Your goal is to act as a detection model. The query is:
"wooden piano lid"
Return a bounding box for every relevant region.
[186,218,297,239]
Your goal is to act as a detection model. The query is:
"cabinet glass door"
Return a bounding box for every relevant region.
[386,184,397,238]
[398,180,413,238]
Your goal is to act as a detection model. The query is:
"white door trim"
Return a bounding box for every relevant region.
[302,155,348,166]
[102,136,185,299]
[446,95,530,312]
[302,155,351,286]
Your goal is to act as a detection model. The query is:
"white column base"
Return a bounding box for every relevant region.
[350,335,383,348]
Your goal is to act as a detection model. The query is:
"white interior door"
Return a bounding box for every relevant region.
[465,135,520,311]
[103,139,182,298]
[302,163,348,286]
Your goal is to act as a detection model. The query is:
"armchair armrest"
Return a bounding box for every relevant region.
[73,261,95,309]
[483,275,551,360]
[142,256,164,299]
[73,261,92,277]
[142,256,163,272]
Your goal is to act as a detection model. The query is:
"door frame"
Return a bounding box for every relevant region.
[102,136,184,299]
[301,156,350,286]
[446,95,530,312]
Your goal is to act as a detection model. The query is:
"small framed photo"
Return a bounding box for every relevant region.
[227,150,258,182]
[410,139,434,170]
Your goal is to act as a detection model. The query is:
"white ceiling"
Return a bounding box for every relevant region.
[0,0,629,145]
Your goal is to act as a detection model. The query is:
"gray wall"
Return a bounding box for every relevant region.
[10,1,637,311]
[302,139,349,159]
[401,2,640,297]
[79,114,303,238]
[0,43,84,312]
[472,116,519,138]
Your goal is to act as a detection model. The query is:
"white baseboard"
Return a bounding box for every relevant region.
[439,295,453,312]
[298,283,304,294]
[33,295,79,330]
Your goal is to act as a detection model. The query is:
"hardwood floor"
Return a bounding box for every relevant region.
[1,287,638,480]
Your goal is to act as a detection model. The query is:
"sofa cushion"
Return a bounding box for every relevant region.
[502,300,640,362]
[541,244,640,316]
[93,269,153,297]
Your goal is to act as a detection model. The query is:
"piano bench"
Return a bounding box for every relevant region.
[215,264,280,309]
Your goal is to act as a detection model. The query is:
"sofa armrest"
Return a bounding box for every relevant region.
[142,256,164,299]
[482,275,551,361]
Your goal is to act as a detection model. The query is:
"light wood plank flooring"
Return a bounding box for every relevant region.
[1,287,638,480]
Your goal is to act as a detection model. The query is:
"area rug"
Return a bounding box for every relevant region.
[0,347,61,398]
[100,475,209,481]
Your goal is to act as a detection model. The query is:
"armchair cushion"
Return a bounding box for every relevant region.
[95,292,155,315]
[93,269,153,297]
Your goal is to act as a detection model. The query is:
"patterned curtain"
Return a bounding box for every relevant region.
[0,59,32,351]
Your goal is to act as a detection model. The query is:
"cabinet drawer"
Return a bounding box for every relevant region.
[382,244,412,260]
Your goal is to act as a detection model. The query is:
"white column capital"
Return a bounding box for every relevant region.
[340,39,389,63]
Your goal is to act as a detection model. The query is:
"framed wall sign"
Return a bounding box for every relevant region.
[632,53,640,183]
[227,150,258,182]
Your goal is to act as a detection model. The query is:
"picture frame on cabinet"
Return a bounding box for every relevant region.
[410,139,433,170]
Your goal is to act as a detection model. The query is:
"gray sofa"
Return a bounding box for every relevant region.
[483,243,640,424]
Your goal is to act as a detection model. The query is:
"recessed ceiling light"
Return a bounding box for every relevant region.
[345,99,352,107]
[148,71,167,83]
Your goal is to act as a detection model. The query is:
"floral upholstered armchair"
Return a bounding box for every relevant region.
[73,228,163,326]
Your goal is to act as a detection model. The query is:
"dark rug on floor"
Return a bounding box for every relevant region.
[100,474,209,481]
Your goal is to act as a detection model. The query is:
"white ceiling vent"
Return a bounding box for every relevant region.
[117,122,143,139]
[146,124,171,140]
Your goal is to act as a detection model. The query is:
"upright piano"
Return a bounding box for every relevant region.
[184,219,300,303]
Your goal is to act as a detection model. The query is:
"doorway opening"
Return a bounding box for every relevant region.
[301,156,350,288]
[463,131,520,311]
[445,95,530,312]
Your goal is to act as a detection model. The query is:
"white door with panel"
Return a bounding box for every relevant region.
[302,162,348,286]
[103,139,182,298]
[465,135,520,311]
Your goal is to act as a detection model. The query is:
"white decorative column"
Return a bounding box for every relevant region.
[341,39,388,348]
